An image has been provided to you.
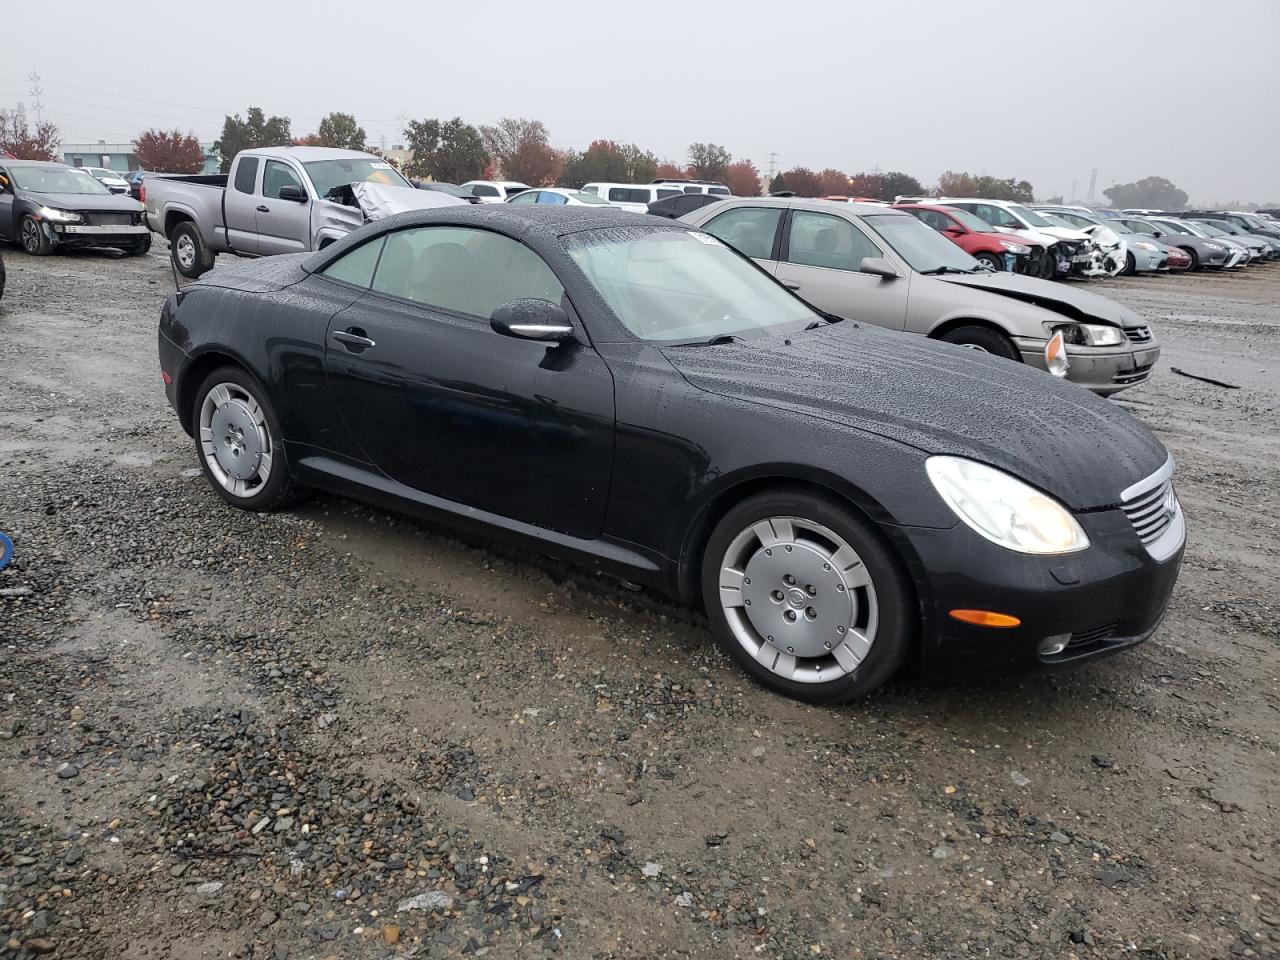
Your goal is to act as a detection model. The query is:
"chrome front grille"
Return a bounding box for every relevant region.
[1123,477,1176,545]
[1125,325,1153,344]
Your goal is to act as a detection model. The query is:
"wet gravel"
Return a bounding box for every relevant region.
[0,243,1278,959]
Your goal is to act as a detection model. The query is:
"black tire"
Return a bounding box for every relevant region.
[1124,252,1136,276]
[170,221,214,279]
[1039,251,1055,279]
[938,324,1021,361]
[974,252,1003,272]
[124,233,152,256]
[701,489,915,703]
[1181,246,1200,271]
[192,365,297,511]
[20,215,52,256]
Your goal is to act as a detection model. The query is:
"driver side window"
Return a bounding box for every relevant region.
[509,190,539,204]
[370,226,564,320]
[262,160,303,200]
[786,211,881,272]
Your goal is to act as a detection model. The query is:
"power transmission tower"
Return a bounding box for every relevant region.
[1087,168,1097,204]
[27,71,44,123]
[767,152,780,181]
[1070,179,1078,203]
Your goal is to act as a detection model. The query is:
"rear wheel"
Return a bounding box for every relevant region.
[192,366,296,511]
[701,489,914,703]
[170,221,214,278]
[974,252,1003,272]
[20,215,51,256]
[938,324,1020,361]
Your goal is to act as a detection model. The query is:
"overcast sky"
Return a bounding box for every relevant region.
[3,0,1277,203]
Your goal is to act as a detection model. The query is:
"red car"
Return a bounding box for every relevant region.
[1164,245,1192,271]
[893,203,1050,276]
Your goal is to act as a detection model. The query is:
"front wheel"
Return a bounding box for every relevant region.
[21,216,52,255]
[1124,252,1136,276]
[170,221,214,279]
[701,490,915,703]
[938,324,1021,361]
[192,366,296,511]
[1181,246,1200,271]
[125,234,152,256]
[974,252,1003,272]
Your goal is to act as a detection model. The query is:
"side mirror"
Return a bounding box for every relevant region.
[858,256,900,280]
[278,184,307,202]
[490,299,575,343]
[944,225,964,236]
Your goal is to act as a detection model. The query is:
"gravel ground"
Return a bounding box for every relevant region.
[0,243,1277,960]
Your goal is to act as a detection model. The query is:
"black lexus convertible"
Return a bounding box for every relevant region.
[158,206,1185,702]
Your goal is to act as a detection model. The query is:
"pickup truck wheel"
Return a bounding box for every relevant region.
[171,222,213,278]
[21,216,52,256]
[938,324,1020,361]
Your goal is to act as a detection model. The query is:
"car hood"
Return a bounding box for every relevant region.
[1034,225,1093,242]
[933,270,1144,327]
[663,324,1167,511]
[23,190,144,212]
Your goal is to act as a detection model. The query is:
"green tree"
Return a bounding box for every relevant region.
[1103,176,1188,210]
[781,167,822,197]
[134,129,205,173]
[561,140,659,187]
[768,172,787,194]
[937,170,978,196]
[877,171,925,200]
[402,117,489,182]
[315,112,366,151]
[215,107,292,172]
[687,142,732,181]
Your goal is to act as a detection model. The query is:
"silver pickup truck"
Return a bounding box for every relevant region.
[145,146,424,278]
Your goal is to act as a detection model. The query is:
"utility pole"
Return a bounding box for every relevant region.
[1070,179,1078,204]
[27,71,44,123]
[1087,167,1098,205]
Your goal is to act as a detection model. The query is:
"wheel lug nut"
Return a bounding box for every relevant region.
[784,575,795,585]
[837,626,846,634]
[836,584,845,593]
[806,607,817,619]
[765,549,772,556]
[784,545,792,552]
[744,577,751,584]
[824,641,832,649]
[806,585,816,596]
[787,646,794,654]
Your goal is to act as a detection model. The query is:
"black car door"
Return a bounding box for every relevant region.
[322,224,616,540]
[0,166,16,240]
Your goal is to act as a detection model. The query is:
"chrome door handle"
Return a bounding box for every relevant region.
[784,281,802,290]
[331,330,376,351]
[256,205,270,213]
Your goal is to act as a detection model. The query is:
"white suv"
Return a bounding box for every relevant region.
[582,182,685,212]
[461,180,531,203]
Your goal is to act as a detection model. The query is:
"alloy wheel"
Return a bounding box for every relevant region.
[199,382,274,498]
[174,234,196,271]
[21,219,41,254]
[717,516,878,684]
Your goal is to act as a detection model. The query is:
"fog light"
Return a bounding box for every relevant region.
[1039,635,1070,656]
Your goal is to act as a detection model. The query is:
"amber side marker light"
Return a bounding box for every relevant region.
[949,609,1022,628]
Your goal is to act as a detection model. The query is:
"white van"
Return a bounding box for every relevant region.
[582,183,685,212]
[461,180,531,203]
[653,178,732,197]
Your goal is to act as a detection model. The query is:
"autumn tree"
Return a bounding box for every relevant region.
[1103,176,1188,210]
[0,110,60,161]
[723,160,762,197]
[402,117,489,183]
[655,161,687,180]
[560,140,658,188]
[846,172,881,197]
[480,118,552,179]
[688,142,732,181]
[509,139,564,186]
[817,168,849,196]
[215,107,292,172]
[134,129,205,173]
[937,170,978,196]
[314,112,366,151]
[781,167,822,197]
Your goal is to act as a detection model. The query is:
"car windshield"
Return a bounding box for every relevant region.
[1040,213,1076,228]
[1157,220,1195,236]
[1104,219,1134,234]
[570,191,611,205]
[1194,222,1228,236]
[8,165,112,195]
[1205,221,1241,234]
[566,227,819,343]
[945,207,1001,232]
[304,158,411,198]
[1008,204,1051,227]
[864,213,981,274]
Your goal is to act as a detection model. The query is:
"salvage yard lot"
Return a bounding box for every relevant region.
[1,246,1277,959]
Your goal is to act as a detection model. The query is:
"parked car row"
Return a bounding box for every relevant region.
[156,204,1186,704]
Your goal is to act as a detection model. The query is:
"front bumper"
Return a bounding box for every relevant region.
[1015,337,1161,395]
[902,504,1184,675]
[1131,247,1164,272]
[44,221,149,247]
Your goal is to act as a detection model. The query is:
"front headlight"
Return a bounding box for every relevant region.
[1134,241,1157,251]
[1045,322,1126,347]
[1000,240,1031,254]
[1205,242,1226,251]
[926,456,1090,555]
[38,206,83,223]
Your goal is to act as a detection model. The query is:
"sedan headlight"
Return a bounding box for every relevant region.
[1204,242,1226,251]
[999,240,1031,254]
[39,206,83,223]
[1044,322,1126,347]
[926,456,1090,555]
[1133,241,1157,251]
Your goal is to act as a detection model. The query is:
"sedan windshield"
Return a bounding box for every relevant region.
[567,227,819,342]
[863,214,981,274]
[9,165,111,195]
[305,158,411,198]
[1008,204,1051,227]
